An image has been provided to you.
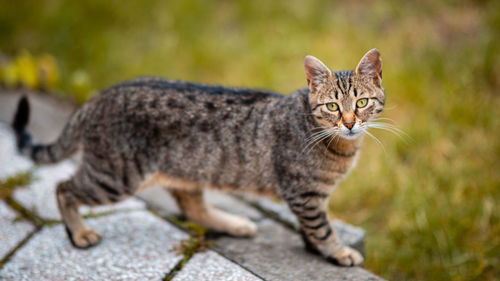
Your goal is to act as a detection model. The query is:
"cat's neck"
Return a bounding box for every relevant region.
[323,135,363,157]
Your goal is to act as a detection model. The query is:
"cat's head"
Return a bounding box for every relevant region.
[304,49,385,140]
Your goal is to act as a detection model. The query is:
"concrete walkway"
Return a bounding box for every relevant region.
[0,91,383,280]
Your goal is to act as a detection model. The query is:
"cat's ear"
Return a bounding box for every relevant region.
[354,48,382,87]
[304,55,332,92]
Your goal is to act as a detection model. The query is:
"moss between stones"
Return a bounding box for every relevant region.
[0,171,48,227]
[0,171,33,199]
[151,215,211,281]
[164,234,210,281]
[83,208,145,220]
[4,197,46,227]
[0,171,39,269]
[168,216,208,237]
[1,171,59,227]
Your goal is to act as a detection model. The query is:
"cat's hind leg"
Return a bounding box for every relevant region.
[57,156,136,248]
[56,178,102,249]
[170,189,257,237]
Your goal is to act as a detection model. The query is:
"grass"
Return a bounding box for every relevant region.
[0,0,499,280]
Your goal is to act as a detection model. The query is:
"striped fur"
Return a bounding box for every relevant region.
[12,49,384,267]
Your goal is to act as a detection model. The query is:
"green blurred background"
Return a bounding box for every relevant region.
[0,0,498,280]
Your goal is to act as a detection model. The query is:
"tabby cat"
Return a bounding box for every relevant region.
[12,49,384,267]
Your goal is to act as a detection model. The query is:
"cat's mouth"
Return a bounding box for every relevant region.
[341,130,363,140]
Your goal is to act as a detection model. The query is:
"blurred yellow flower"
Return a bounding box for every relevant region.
[70,70,92,104]
[38,54,60,90]
[1,62,18,88]
[15,50,39,89]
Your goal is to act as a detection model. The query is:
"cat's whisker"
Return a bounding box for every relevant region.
[308,127,325,138]
[305,126,331,135]
[334,133,341,146]
[303,129,331,144]
[323,133,339,157]
[368,124,404,136]
[369,121,404,131]
[303,137,327,154]
[302,129,335,154]
[302,130,330,149]
[364,130,386,154]
[303,133,323,143]
[368,126,407,144]
[311,133,336,153]
[304,130,333,149]
[368,122,411,143]
[373,117,396,124]
[303,136,329,151]
[369,121,408,135]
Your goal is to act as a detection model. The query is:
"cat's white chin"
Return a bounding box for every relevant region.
[340,131,363,140]
[339,127,363,140]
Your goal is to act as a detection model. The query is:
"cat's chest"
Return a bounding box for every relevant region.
[314,152,360,188]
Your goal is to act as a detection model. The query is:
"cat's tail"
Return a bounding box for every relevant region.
[12,96,82,164]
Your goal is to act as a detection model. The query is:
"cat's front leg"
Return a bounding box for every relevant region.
[286,192,364,266]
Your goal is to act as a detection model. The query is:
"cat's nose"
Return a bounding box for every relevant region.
[344,121,355,130]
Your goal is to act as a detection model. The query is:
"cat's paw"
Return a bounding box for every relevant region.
[66,227,102,249]
[227,218,257,237]
[328,246,364,267]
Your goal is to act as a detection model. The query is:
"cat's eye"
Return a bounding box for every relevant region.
[356,98,368,108]
[326,102,339,112]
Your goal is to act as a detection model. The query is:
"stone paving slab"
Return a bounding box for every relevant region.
[241,194,365,253]
[136,185,181,217]
[0,123,146,221]
[205,191,264,221]
[0,123,32,179]
[0,210,188,281]
[143,187,381,280]
[139,185,378,280]
[214,218,383,281]
[173,250,262,281]
[0,201,36,260]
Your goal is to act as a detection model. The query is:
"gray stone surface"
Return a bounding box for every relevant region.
[0,210,188,281]
[138,175,376,280]
[138,186,263,221]
[0,201,36,260]
[173,250,262,281]
[0,123,32,179]
[141,188,379,280]
[205,191,263,221]
[136,185,181,217]
[241,194,365,253]
[214,219,383,281]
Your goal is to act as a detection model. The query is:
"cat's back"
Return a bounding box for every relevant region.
[86,77,279,125]
[80,77,284,150]
[102,77,282,106]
